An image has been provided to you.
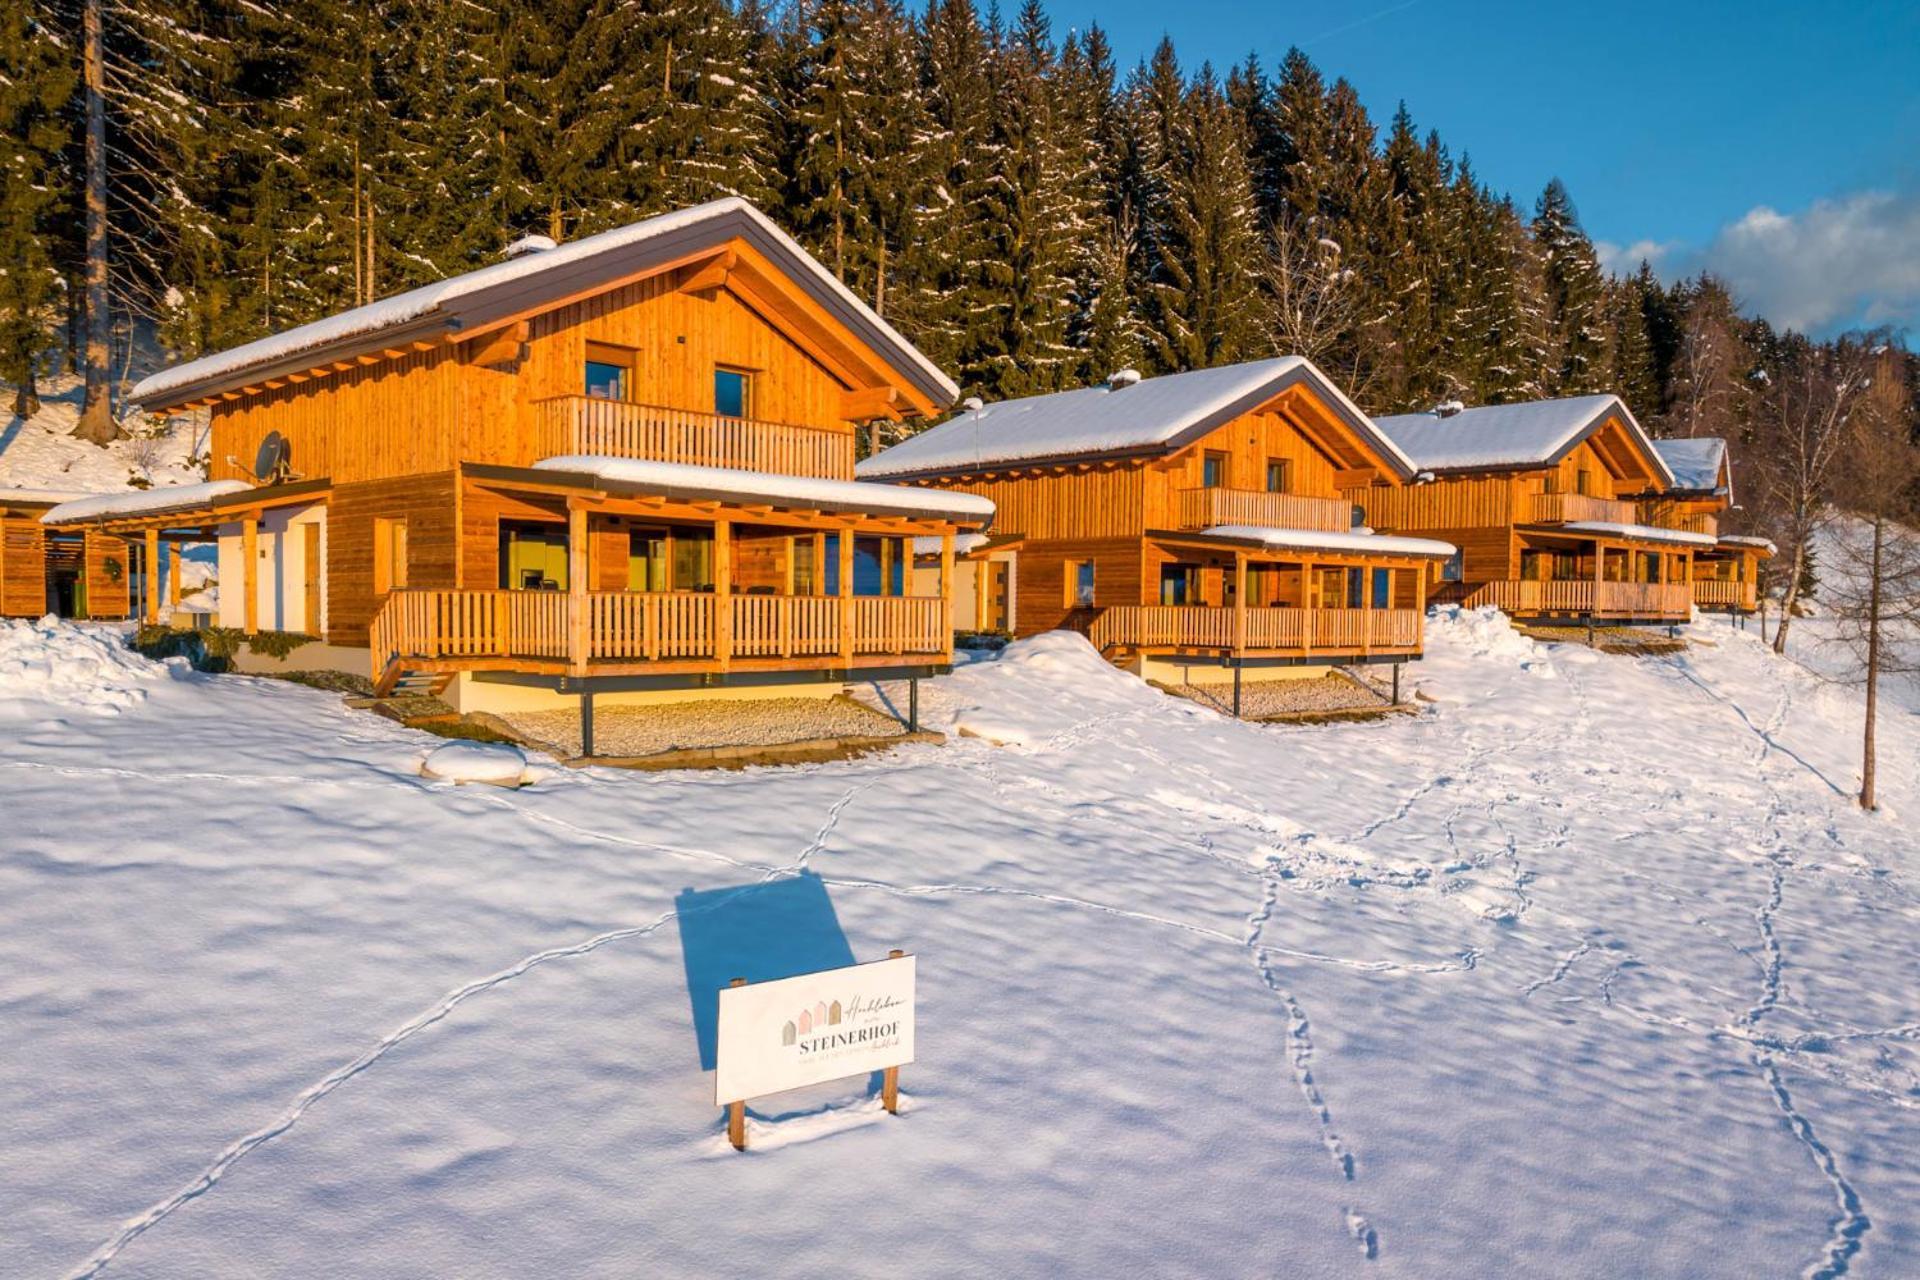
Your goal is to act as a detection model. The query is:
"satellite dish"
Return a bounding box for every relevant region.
[254,431,294,485]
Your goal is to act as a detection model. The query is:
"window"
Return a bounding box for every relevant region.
[1265,458,1292,493]
[1371,568,1392,609]
[852,536,907,596]
[1066,559,1095,608]
[1575,469,1592,496]
[674,530,715,591]
[1442,551,1465,583]
[792,537,817,595]
[714,367,753,418]
[1159,564,1200,606]
[584,342,634,400]
[499,521,565,591]
[1541,473,1560,495]
[374,518,408,595]
[1202,451,1229,488]
[627,528,670,592]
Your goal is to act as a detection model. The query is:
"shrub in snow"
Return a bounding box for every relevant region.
[421,741,530,787]
[0,618,173,716]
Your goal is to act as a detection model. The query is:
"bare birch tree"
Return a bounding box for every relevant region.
[1752,334,1884,655]
[1823,353,1920,810]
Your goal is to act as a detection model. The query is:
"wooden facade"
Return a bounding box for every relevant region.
[53,202,984,699]
[875,375,1451,670]
[1351,410,1711,624]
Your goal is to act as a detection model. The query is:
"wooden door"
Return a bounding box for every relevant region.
[303,523,322,636]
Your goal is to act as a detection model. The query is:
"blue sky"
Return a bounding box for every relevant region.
[1044,0,1920,338]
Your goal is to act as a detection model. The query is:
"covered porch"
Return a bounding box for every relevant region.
[1691,535,1774,614]
[1467,523,1711,622]
[1089,527,1449,661]
[369,460,991,692]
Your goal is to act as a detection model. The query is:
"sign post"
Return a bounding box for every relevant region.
[716,951,916,1152]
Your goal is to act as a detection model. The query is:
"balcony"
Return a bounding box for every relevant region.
[1637,500,1718,537]
[534,395,853,480]
[1692,579,1757,612]
[1176,487,1351,532]
[371,588,945,685]
[1085,605,1422,656]
[1464,580,1693,620]
[1524,492,1637,525]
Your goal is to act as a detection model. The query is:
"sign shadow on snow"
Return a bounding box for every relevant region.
[676,871,857,1072]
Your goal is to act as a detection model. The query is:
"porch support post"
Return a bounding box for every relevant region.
[1301,559,1314,657]
[1232,550,1248,658]
[939,530,955,659]
[973,552,990,630]
[166,541,181,610]
[567,500,588,674]
[241,515,259,636]
[713,516,733,670]
[143,527,160,623]
[579,690,595,758]
[838,530,854,667]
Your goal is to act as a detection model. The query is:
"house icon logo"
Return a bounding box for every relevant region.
[781,999,843,1047]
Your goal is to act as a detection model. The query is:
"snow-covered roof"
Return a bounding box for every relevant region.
[856,358,1417,481]
[1556,520,1719,549]
[1716,535,1777,555]
[911,532,991,556]
[1375,395,1676,487]
[1194,524,1457,559]
[0,487,97,508]
[528,456,994,525]
[1653,436,1730,497]
[41,481,251,525]
[132,199,959,412]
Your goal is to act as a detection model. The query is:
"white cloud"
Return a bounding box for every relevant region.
[1698,190,1920,336]
[1595,237,1679,276]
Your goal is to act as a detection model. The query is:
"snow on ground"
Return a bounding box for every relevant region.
[1,611,1917,1278]
[1,374,204,495]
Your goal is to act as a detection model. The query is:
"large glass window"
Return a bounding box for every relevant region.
[499,521,566,591]
[714,367,752,418]
[675,529,715,591]
[585,343,634,400]
[852,536,906,596]
[1265,458,1292,493]
[1202,451,1229,488]
[627,528,669,591]
[1159,564,1200,606]
[1068,560,1096,607]
[793,537,817,595]
[1372,568,1392,608]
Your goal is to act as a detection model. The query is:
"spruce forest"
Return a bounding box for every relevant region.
[2,0,1914,500]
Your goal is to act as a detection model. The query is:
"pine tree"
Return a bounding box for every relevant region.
[1531,178,1608,394]
[0,0,74,416]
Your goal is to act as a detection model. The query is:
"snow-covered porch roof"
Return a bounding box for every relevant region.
[39,479,330,531]
[480,456,996,528]
[1147,524,1457,563]
[1524,520,1720,550]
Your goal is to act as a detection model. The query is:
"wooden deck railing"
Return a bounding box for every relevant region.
[1525,492,1638,525]
[1176,488,1351,533]
[1691,580,1756,611]
[1464,580,1694,617]
[533,395,853,479]
[370,588,946,677]
[1086,605,1422,655]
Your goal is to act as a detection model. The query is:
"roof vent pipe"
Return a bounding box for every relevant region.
[1431,399,1465,418]
[503,234,558,261]
[1107,368,1142,390]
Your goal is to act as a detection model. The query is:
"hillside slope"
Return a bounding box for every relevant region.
[0,375,203,497]
[0,610,1914,1278]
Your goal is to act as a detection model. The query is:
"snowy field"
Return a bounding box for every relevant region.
[1,610,1917,1279]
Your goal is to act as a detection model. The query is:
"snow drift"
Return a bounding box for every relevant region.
[0,619,173,716]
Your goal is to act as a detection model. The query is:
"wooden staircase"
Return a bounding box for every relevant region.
[373,658,454,700]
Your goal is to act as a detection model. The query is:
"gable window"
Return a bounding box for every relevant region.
[1265,458,1292,494]
[714,366,753,419]
[374,518,408,595]
[584,342,634,400]
[1202,451,1229,488]
[1575,469,1592,496]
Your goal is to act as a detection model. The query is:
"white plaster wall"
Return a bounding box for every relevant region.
[214,503,326,634]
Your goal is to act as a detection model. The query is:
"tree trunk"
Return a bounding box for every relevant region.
[1772,534,1806,654]
[72,0,122,445]
[1860,513,1882,810]
[12,369,39,418]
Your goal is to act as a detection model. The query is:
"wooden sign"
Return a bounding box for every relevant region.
[716,950,914,1150]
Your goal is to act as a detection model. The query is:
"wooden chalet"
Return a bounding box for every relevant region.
[1651,437,1774,615]
[1,489,128,620]
[44,199,993,722]
[1359,396,1714,624]
[858,359,1456,683]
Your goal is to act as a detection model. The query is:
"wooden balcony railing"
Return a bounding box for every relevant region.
[1176,487,1351,532]
[1464,580,1693,618]
[1525,492,1638,525]
[1637,503,1718,537]
[1086,605,1422,655]
[533,395,853,479]
[371,588,946,679]
[1692,580,1757,611]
